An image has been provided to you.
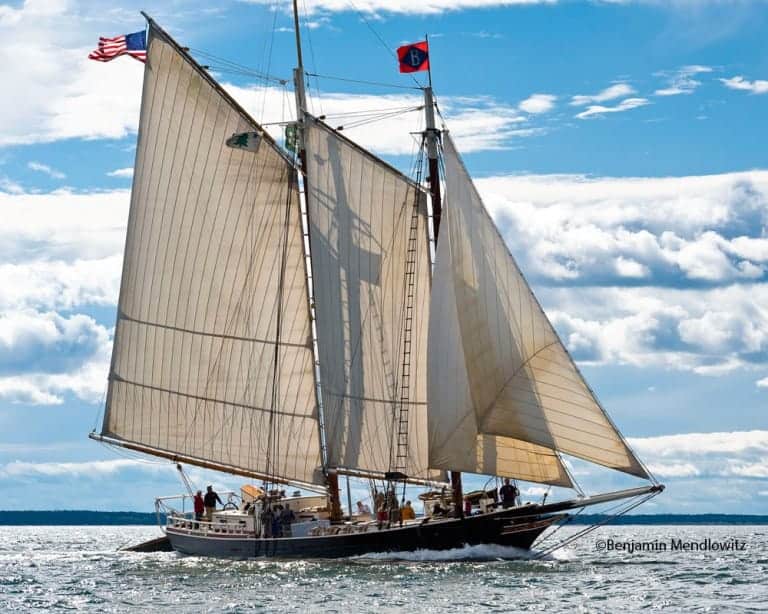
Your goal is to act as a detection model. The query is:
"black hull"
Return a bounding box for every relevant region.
[166,508,562,559]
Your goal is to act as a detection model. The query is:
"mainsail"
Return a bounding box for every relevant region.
[304,117,439,482]
[98,23,325,488]
[428,134,648,483]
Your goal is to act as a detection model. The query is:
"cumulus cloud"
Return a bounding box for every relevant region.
[757,377,768,389]
[476,170,768,374]
[575,97,650,119]
[654,64,712,96]
[477,171,768,286]
[0,1,144,146]
[0,187,129,262]
[0,310,111,404]
[518,93,556,114]
[629,430,768,480]
[720,75,768,95]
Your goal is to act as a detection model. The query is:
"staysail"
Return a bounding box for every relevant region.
[428,134,648,483]
[98,22,325,488]
[304,117,439,483]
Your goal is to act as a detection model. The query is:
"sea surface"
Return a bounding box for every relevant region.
[0,524,765,612]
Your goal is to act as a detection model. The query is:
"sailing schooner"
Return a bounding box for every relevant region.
[89,9,663,559]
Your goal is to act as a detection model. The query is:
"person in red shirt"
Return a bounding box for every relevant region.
[193,490,205,527]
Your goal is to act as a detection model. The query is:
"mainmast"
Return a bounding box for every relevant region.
[423,73,463,519]
[291,0,344,522]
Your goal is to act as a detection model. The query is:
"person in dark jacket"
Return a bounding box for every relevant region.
[499,478,519,508]
[204,485,223,522]
[280,504,296,537]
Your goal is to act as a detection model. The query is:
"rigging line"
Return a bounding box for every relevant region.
[260,0,282,120]
[314,104,424,118]
[265,167,296,490]
[305,72,422,91]
[203,66,288,84]
[532,491,661,559]
[335,107,424,130]
[186,48,288,85]
[301,0,323,116]
[344,0,423,89]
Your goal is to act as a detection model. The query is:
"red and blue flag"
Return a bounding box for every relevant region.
[397,41,429,73]
[88,31,147,63]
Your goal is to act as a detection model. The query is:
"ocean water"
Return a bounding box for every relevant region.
[0,524,765,612]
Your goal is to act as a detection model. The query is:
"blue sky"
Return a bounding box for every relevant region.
[1,0,767,514]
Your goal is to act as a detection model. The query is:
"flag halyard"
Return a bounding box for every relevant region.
[397,41,429,73]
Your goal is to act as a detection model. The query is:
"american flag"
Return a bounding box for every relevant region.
[88,31,147,63]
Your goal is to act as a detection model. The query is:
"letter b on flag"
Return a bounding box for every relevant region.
[397,41,429,73]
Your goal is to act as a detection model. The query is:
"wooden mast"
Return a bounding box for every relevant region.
[423,53,463,519]
[291,0,343,522]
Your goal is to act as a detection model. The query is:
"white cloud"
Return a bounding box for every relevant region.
[244,0,558,16]
[0,257,121,312]
[575,97,650,119]
[570,83,635,106]
[0,187,129,262]
[518,93,556,114]
[630,430,768,480]
[654,64,712,96]
[0,1,144,146]
[476,170,768,374]
[757,377,768,388]
[0,310,111,404]
[478,170,768,286]
[226,83,534,154]
[0,458,164,479]
[720,75,768,95]
[27,161,66,180]
[107,167,133,178]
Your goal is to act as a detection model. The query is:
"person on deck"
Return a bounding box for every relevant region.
[432,502,446,517]
[261,505,274,538]
[464,497,472,516]
[400,500,416,521]
[281,504,296,537]
[356,501,371,516]
[374,490,387,529]
[204,485,223,522]
[499,478,519,508]
[193,490,205,527]
[272,505,283,537]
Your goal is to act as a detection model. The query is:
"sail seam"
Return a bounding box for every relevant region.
[118,314,311,348]
[111,377,317,420]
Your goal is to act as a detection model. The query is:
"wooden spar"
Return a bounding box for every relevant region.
[291,0,343,520]
[332,466,449,488]
[88,433,328,494]
[423,84,463,519]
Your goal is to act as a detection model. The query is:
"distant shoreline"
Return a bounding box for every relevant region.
[1,511,768,526]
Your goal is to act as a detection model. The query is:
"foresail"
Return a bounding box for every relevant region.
[428,239,573,487]
[102,22,325,488]
[304,117,439,482]
[428,134,648,481]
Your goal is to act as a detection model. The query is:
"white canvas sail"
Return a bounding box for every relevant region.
[428,134,648,481]
[304,117,439,482]
[100,23,325,488]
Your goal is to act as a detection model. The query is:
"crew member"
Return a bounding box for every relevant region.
[499,478,519,508]
[203,485,223,522]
